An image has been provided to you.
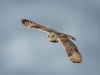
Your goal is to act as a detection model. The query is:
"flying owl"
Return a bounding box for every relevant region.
[21,19,82,63]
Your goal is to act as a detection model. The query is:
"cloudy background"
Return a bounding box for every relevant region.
[0,0,100,75]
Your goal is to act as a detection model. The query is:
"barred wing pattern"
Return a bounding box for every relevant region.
[58,38,82,63]
[21,19,57,33]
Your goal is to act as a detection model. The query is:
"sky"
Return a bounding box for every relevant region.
[0,0,100,75]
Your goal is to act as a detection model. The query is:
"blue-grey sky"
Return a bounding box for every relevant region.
[0,0,100,75]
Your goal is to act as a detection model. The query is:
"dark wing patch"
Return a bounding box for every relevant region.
[58,38,82,63]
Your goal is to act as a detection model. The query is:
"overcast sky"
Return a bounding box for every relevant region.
[0,0,100,75]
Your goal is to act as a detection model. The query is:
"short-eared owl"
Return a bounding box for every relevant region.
[21,19,82,63]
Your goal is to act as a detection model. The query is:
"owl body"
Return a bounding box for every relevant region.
[21,19,82,63]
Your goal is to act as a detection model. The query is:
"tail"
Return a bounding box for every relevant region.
[67,35,76,41]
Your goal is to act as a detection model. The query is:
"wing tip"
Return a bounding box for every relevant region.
[21,19,33,27]
[21,19,27,25]
[71,57,82,63]
[69,52,82,63]
[72,60,82,63]
[21,19,28,24]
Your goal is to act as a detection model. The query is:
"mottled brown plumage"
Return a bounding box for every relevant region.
[58,38,82,63]
[21,19,82,63]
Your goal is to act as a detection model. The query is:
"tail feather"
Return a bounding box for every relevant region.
[67,35,76,41]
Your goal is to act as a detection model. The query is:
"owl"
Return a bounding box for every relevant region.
[21,19,82,63]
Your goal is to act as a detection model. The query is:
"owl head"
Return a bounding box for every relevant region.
[47,32,58,43]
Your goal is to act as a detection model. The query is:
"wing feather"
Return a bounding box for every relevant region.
[58,38,82,63]
[21,19,57,33]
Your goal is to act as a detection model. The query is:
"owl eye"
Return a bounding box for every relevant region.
[52,35,55,37]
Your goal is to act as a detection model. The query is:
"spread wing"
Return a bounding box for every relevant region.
[58,37,82,63]
[21,19,57,33]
